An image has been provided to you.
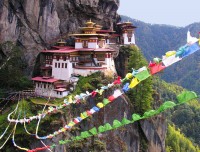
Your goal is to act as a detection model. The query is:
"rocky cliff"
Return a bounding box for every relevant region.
[29,91,166,152]
[0,1,167,151]
[0,0,119,74]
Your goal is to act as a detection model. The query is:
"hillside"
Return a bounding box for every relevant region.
[153,77,200,146]
[121,15,200,94]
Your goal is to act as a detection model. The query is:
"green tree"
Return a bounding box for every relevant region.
[125,45,153,114]
[0,42,32,90]
[166,124,200,152]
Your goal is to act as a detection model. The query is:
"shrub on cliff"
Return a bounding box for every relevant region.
[126,45,153,114]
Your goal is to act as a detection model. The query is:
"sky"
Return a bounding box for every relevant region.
[118,0,200,27]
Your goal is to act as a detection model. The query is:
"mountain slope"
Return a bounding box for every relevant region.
[121,15,200,94]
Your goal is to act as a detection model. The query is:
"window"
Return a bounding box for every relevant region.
[56,56,60,61]
[58,63,60,68]
[97,54,105,61]
[128,37,132,42]
[37,83,39,88]
[63,56,67,61]
[55,62,57,68]
[62,63,64,68]
[44,84,46,88]
[82,40,88,48]
[60,92,62,95]
[65,63,67,68]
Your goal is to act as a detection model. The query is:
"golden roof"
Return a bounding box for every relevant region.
[57,39,66,44]
[124,21,132,24]
[85,19,96,27]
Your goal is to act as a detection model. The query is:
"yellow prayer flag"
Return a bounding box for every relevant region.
[125,73,133,79]
[99,89,104,95]
[165,51,176,57]
[97,102,104,108]
[129,78,139,88]
[81,113,86,119]
[68,96,73,103]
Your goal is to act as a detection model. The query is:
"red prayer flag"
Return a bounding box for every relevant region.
[148,62,166,75]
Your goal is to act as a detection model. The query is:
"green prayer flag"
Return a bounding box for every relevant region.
[132,114,142,122]
[89,127,98,135]
[51,144,57,148]
[177,91,198,104]
[59,140,66,145]
[83,111,88,117]
[143,110,158,118]
[81,131,92,138]
[98,125,106,133]
[75,136,83,140]
[158,101,176,112]
[113,120,122,128]
[103,98,110,105]
[104,123,113,131]
[135,69,150,81]
[121,118,131,125]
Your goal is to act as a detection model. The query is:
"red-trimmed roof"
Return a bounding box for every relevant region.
[77,48,115,52]
[32,77,59,83]
[121,25,137,29]
[94,48,115,52]
[41,46,114,53]
[54,88,67,92]
[41,49,78,53]
[55,84,66,88]
[52,46,75,50]
[78,48,95,51]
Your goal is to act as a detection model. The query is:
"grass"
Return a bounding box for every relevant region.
[30,98,59,106]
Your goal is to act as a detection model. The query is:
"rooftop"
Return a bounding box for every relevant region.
[96,30,115,33]
[32,77,59,83]
[41,48,78,53]
[52,46,74,50]
[70,33,107,37]
[54,88,67,92]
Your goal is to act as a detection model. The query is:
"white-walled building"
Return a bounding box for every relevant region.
[117,21,137,45]
[32,77,69,98]
[32,20,118,98]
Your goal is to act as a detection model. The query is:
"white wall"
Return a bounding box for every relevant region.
[34,82,69,98]
[106,39,110,44]
[34,82,54,97]
[52,59,73,81]
[75,42,83,49]
[88,42,98,49]
[54,91,69,98]
[45,64,52,67]
[88,37,98,49]
[123,33,135,45]
[105,53,116,73]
